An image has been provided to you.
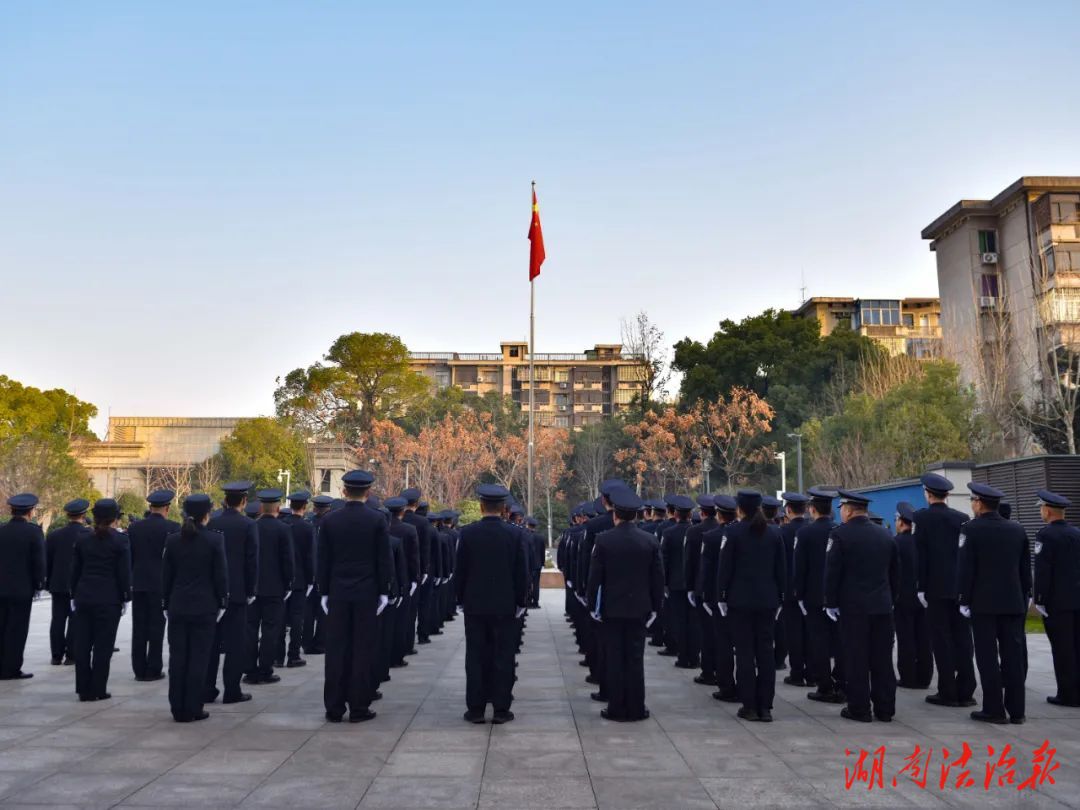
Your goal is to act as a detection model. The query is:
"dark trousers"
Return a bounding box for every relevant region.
[531,570,542,607]
[464,613,517,713]
[73,603,121,698]
[669,591,697,666]
[1044,609,1080,704]
[841,612,897,718]
[206,602,247,699]
[49,593,73,662]
[713,608,736,691]
[416,578,433,641]
[324,597,378,717]
[279,588,306,661]
[395,593,413,663]
[805,606,841,692]
[602,617,647,720]
[246,596,284,677]
[0,598,32,678]
[894,604,933,688]
[168,613,215,721]
[927,598,976,702]
[376,604,397,684]
[729,608,776,713]
[781,600,807,680]
[131,591,166,678]
[773,611,787,668]
[698,603,716,680]
[972,613,1026,720]
[303,587,324,651]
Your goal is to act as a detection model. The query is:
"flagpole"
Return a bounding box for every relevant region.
[527,184,536,517]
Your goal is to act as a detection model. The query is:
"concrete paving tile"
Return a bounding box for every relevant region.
[590,776,716,809]
[394,729,490,751]
[14,772,153,808]
[205,728,316,751]
[68,748,197,774]
[357,776,481,808]
[584,748,694,777]
[119,773,264,806]
[485,747,589,776]
[238,773,372,809]
[173,748,293,776]
[701,777,834,808]
[382,750,486,777]
[28,725,133,748]
[479,775,596,808]
[243,712,329,731]
[0,747,92,772]
[0,772,51,802]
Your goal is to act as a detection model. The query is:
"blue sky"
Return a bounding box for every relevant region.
[2,1,1077,434]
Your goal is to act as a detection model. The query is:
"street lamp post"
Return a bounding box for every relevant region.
[787,432,803,492]
[774,450,786,497]
[277,468,291,497]
[701,454,711,494]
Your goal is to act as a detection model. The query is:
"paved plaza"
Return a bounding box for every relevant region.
[0,591,1075,809]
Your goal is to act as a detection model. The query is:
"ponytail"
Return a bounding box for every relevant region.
[747,508,768,537]
[181,516,199,540]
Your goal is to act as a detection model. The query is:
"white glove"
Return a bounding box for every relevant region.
[565,580,573,589]
[409,581,417,596]
[421,574,429,585]
[284,590,292,601]
[825,607,839,622]
[1035,604,1048,618]
[959,605,971,618]
[321,595,329,615]
[645,611,657,628]
[687,592,696,607]
[247,596,256,605]
[70,599,76,613]
[217,608,226,622]
[394,597,403,607]
[121,603,127,617]
[515,606,526,619]
[703,602,713,616]
[376,595,389,616]
[917,592,928,608]
[164,610,169,620]
[590,611,602,622]
[664,588,670,598]
[798,600,807,616]
[448,573,453,581]
[718,602,729,618]
[576,594,587,606]
[776,606,782,621]
[306,584,313,597]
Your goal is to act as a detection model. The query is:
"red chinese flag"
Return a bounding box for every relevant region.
[529,187,545,281]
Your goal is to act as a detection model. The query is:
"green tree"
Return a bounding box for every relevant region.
[275,332,430,442]
[216,418,308,491]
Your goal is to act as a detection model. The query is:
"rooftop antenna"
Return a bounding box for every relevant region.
[799,269,807,304]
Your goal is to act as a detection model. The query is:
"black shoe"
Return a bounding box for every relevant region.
[578,660,590,667]
[959,698,977,707]
[431,630,443,636]
[273,659,285,668]
[971,710,1008,725]
[417,638,430,645]
[657,649,677,657]
[406,649,418,656]
[758,710,773,722]
[736,707,761,721]
[50,657,62,666]
[286,658,306,668]
[464,710,486,724]
[808,690,845,704]
[491,710,514,724]
[349,709,377,723]
[925,693,960,707]
[585,675,599,685]
[776,662,787,671]
[325,712,343,723]
[62,658,74,666]
[673,661,695,669]
[242,674,261,685]
[222,692,252,704]
[600,708,624,722]
[648,640,665,647]
[1010,716,1026,724]
[694,674,718,686]
[261,674,281,684]
[191,711,209,722]
[1047,695,1080,707]
[590,691,607,703]
[390,661,408,669]
[4,671,33,680]
[897,681,923,689]
[78,695,97,702]
[783,675,808,687]
[380,675,390,684]
[874,713,893,722]
[305,647,325,655]
[204,689,219,703]
[712,690,739,703]
[97,693,111,701]
[371,691,383,701]
[841,706,872,723]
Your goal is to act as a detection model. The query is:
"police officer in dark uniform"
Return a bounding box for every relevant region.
[779,492,809,686]
[205,481,258,704]
[684,494,715,684]
[163,494,228,723]
[303,494,333,654]
[46,499,89,666]
[245,488,295,685]
[794,487,844,703]
[527,517,544,609]
[380,498,410,678]
[386,497,420,668]
[577,482,622,690]
[894,501,933,689]
[71,499,131,700]
[128,489,178,681]
[1033,489,1080,706]
[699,495,738,701]
[825,489,899,723]
[718,490,786,722]
[279,490,315,669]
[455,485,528,724]
[0,493,45,680]
[660,495,696,668]
[318,470,393,722]
[587,487,664,722]
[913,473,976,708]
[400,487,435,646]
[957,482,1030,724]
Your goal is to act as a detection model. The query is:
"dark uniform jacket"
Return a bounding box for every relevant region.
[402,510,435,577]
[0,517,45,600]
[47,522,86,595]
[577,511,614,598]
[1034,520,1080,610]
[565,526,584,586]
[281,513,315,591]
[684,516,717,600]
[71,528,131,606]
[586,522,665,620]
[824,516,898,614]
[162,528,229,616]
[207,508,259,605]
[894,530,921,610]
[913,501,968,600]
[254,515,295,598]
[129,513,180,594]
[957,512,1031,615]
[792,516,833,607]
[529,531,545,572]
[389,529,407,599]
[779,516,806,601]
[697,521,729,603]
[389,518,421,587]
[717,521,785,612]
[660,520,691,591]
[454,516,528,615]
[316,501,393,602]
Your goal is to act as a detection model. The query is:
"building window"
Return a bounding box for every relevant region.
[980,274,1000,298]
[554,368,569,383]
[902,313,914,327]
[509,346,519,358]
[854,300,900,328]
[978,230,998,253]
[434,370,450,389]
[1050,194,1080,225]
[320,469,332,494]
[614,388,636,405]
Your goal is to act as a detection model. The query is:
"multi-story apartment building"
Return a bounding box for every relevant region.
[922,177,1080,408]
[793,296,942,358]
[409,341,646,428]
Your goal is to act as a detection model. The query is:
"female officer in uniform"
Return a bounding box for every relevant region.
[163,494,229,723]
[70,498,131,702]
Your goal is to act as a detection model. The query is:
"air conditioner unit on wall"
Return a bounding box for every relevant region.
[979,296,998,309]
[982,252,999,264]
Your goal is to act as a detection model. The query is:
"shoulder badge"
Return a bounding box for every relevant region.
[793,537,798,551]
[720,535,727,550]
[958,533,966,548]
[826,537,834,553]
[1034,540,1043,555]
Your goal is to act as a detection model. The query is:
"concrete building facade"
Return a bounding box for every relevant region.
[793,296,942,357]
[408,341,646,428]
